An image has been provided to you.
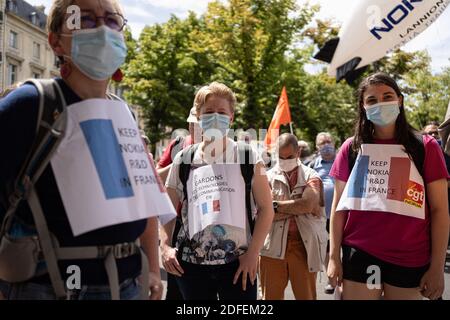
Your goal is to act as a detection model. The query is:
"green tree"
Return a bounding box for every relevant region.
[123,14,214,152]
[302,18,339,49]
[404,64,450,129]
[122,0,450,151]
[199,0,318,129]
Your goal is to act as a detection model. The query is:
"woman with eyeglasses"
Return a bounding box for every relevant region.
[0,0,162,300]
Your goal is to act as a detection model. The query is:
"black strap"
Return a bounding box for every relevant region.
[1,79,65,235]
[177,144,199,250]
[179,144,198,203]
[171,136,186,162]
[21,80,66,181]
[348,140,358,174]
[238,142,255,235]
[410,133,425,179]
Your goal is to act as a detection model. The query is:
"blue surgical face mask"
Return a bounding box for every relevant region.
[199,113,231,139]
[66,26,127,80]
[365,101,400,127]
[319,144,335,159]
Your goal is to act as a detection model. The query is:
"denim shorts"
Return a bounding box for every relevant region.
[0,277,142,300]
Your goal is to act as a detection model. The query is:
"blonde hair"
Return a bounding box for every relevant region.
[47,0,124,33]
[0,82,23,98]
[193,82,236,115]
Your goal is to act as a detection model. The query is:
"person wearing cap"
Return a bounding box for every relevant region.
[156,107,200,300]
[157,107,201,182]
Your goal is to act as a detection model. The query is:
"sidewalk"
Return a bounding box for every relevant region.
[160,250,450,300]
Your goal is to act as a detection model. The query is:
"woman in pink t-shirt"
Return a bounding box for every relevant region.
[328,73,449,300]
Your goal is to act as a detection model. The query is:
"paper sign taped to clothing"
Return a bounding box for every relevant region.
[51,99,176,236]
[337,144,425,220]
[186,164,246,239]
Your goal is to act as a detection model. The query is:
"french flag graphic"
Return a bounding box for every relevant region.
[338,144,426,218]
[348,155,423,208]
[201,200,221,215]
[348,155,410,201]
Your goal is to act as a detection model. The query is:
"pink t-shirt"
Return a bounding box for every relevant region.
[330,135,449,267]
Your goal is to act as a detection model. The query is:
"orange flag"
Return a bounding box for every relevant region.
[264,86,292,148]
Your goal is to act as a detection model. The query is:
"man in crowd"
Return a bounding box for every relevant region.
[259,133,328,300]
[310,132,337,294]
[423,121,450,247]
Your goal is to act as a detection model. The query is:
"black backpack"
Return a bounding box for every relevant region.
[0,79,149,300]
[178,142,256,235]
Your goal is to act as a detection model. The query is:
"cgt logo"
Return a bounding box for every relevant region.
[404,181,425,208]
[370,0,424,40]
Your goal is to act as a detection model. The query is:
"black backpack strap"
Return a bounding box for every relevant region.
[179,144,199,205]
[21,79,67,183]
[410,133,425,179]
[1,79,66,235]
[238,142,255,235]
[348,139,357,174]
[1,79,68,299]
[177,144,198,250]
[171,135,186,162]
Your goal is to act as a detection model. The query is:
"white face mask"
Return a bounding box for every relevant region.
[278,158,298,172]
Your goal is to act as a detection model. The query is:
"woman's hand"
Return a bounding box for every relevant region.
[161,245,184,277]
[233,251,259,291]
[419,266,444,300]
[327,256,343,288]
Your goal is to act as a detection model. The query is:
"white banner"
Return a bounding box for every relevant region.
[51,99,176,236]
[186,164,246,239]
[337,144,425,220]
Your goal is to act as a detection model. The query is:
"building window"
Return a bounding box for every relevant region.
[9,31,18,49]
[32,72,41,79]
[33,42,41,59]
[7,63,17,86]
[30,12,40,26]
[7,0,18,13]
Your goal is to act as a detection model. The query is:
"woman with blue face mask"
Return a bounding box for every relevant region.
[0,0,163,300]
[327,73,449,300]
[161,82,274,300]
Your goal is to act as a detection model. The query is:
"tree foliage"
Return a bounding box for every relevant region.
[121,0,449,151]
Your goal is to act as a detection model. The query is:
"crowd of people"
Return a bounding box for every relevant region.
[0,0,449,301]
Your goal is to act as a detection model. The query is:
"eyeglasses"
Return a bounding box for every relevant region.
[78,11,127,31]
[423,131,439,137]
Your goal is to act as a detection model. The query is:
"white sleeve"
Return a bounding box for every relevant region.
[165,152,183,199]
